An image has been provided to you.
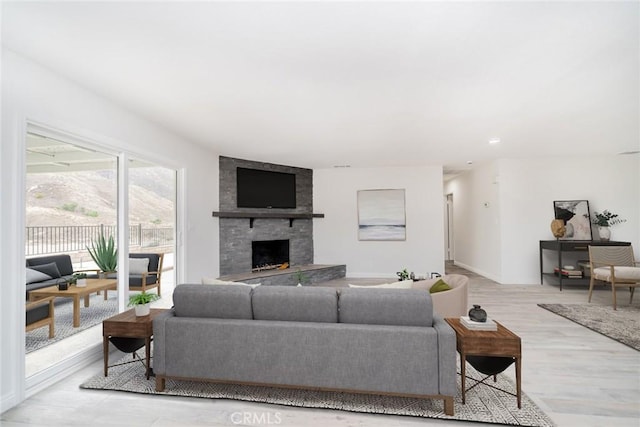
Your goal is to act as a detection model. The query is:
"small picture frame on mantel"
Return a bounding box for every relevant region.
[553,200,592,240]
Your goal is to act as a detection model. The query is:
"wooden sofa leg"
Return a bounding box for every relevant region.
[444,396,454,416]
[156,376,166,392]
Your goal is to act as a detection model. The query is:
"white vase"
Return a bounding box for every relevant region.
[76,278,87,287]
[598,226,611,241]
[134,303,151,317]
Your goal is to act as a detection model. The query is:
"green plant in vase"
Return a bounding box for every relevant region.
[295,269,308,286]
[128,291,160,316]
[592,210,626,241]
[396,268,410,281]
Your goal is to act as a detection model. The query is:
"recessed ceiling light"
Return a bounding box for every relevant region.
[488,138,501,145]
[466,160,473,165]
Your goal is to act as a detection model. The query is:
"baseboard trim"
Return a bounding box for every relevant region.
[453,261,501,283]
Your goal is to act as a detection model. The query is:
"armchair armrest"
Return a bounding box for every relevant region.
[26,296,55,310]
[74,268,101,274]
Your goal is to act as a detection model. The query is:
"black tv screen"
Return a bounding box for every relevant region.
[237,167,296,209]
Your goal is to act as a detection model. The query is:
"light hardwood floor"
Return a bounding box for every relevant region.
[4,265,639,426]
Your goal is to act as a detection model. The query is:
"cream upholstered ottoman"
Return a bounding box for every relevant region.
[411,274,469,318]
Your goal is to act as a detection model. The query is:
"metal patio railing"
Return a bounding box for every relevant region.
[25,224,174,256]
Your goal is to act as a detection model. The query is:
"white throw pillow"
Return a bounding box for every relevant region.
[348,279,414,289]
[201,277,261,288]
[129,258,150,275]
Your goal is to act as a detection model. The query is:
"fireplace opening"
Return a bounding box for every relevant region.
[252,239,290,271]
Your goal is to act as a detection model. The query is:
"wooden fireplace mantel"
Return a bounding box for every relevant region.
[212,211,325,228]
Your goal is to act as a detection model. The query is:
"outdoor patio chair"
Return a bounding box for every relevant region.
[128,253,164,296]
[588,245,640,310]
[26,296,55,338]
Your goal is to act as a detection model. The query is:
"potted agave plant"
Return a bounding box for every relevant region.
[87,232,117,278]
[128,291,160,316]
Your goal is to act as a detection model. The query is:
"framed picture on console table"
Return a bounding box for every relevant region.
[553,200,592,240]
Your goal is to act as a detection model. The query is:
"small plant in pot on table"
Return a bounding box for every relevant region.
[128,291,160,316]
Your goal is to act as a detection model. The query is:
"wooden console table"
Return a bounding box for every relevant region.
[539,240,630,291]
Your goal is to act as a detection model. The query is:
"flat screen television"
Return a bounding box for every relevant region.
[236,167,297,209]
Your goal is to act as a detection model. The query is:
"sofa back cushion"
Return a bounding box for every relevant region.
[338,288,433,326]
[131,253,160,272]
[26,254,73,277]
[252,286,338,323]
[173,284,253,319]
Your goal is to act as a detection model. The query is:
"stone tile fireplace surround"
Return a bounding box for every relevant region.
[216,157,322,278]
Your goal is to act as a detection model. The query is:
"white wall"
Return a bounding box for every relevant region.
[447,156,640,284]
[1,49,220,412]
[314,166,445,278]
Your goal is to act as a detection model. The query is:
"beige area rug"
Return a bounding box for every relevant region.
[538,303,640,351]
[81,354,555,426]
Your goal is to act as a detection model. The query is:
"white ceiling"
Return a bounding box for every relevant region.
[2,1,639,171]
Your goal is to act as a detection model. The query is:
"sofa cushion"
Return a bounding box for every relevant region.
[348,279,413,289]
[26,268,52,284]
[26,254,74,276]
[129,274,158,287]
[129,257,149,275]
[252,286,338,323]
[28,262,61,279]
[173,284,253,319]
[26,302,51,326]
[593,266,640,281]
[130,253,160,272]
[201,277,261,288]
[338,288,433,327]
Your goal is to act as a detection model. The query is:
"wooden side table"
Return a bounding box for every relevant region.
[103,308,167,379]
[445,318,522,408]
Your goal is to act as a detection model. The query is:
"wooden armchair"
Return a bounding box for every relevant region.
[26,296,55,338]
[588,245,640,310]
[129,253,164,296]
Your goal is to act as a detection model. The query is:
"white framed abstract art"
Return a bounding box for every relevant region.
[357,189,406,241]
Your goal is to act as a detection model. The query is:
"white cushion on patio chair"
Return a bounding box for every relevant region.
[593,266,640,281]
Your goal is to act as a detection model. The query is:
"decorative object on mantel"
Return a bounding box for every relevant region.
[553,200,592,240]
[550,219,566,238]
[591,210,626,242]
[468,304,488,322]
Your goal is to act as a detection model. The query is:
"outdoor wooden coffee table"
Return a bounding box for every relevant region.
[28,278,117,328]
[103,308,167,379]
[445,317,522,408]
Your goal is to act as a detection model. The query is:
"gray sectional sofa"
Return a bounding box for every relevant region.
[153,284,457,415]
